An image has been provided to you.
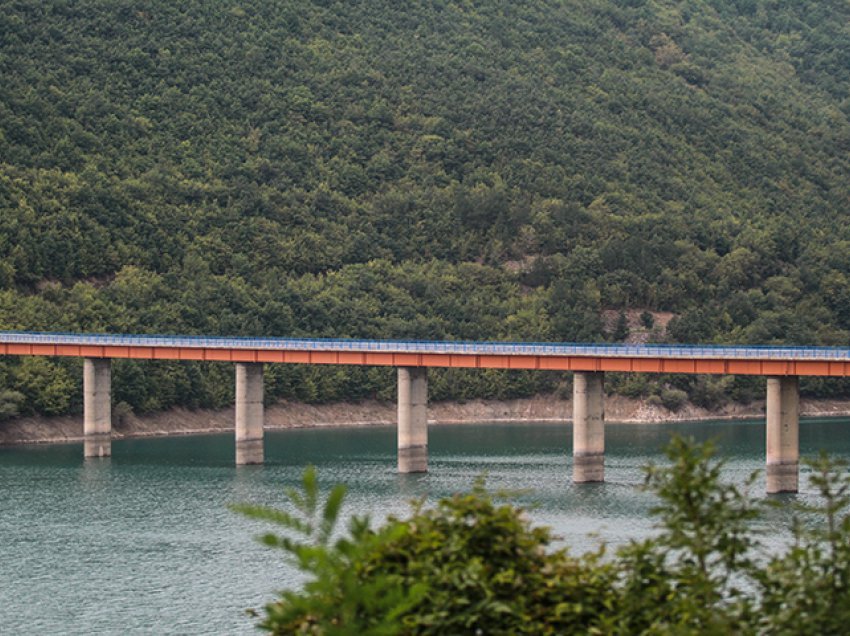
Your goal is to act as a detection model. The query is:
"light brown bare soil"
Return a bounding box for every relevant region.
[3,396,850,446]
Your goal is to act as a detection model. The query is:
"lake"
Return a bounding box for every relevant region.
[2,417,849,634]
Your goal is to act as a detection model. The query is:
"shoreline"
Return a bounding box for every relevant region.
[3,394,850,447]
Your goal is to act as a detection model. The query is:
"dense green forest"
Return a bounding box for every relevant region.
[2,0,850,417]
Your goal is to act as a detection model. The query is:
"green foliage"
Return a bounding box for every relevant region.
[757,453,850,634]
[659,387,689,411]
[359,485,615,635]
[13,357,78,415]
[236,473,616,634]
[0,389,25,420]
[5,0,850,414]
[238,439,850,634]
[611,311,630,342]
[619,437,760,633]
[231,466,426,635]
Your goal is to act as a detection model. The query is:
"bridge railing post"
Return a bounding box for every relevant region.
[573,371,605,483]
[398,367,428,473]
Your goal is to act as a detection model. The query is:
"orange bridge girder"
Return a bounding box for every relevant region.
[0,342,847,376]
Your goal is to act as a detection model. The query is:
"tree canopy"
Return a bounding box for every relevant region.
[2,0,850,414]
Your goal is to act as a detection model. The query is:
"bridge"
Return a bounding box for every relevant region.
[4,331,850,493]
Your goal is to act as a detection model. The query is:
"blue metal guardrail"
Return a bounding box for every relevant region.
[0,331,849,361]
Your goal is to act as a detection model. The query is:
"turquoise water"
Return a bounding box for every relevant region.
[2,418,850,634]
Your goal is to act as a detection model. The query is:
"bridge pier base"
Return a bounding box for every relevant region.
[573,371,605,483]
[235,363,264,465]
[398,367,428,473]
[766,376,799,494]
[83,358,112,458]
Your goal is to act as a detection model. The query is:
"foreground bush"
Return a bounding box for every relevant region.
[233,439,850,634]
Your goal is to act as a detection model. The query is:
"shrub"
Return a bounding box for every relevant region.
[235,439,850,634]
[639,311,655,329]
[660,387,689,411]
[233,470,615,634]
[756,453,850,634]
[0,389,25,420]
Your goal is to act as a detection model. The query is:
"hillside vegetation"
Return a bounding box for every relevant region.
[2,0,850,416]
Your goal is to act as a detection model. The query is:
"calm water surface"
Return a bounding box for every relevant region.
[2,417,850,634]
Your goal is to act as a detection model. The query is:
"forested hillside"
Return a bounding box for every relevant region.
[2,0,850,417]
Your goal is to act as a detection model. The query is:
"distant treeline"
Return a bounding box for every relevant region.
[2,0,850,417]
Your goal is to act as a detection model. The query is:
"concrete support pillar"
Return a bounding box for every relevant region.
[398,367,428,473]
[766,376,799,493]
[573,371,605,483]
[83,358,112,458]
[235,363,264,465]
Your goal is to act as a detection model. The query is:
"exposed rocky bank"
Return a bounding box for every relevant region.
[4,396,850,446]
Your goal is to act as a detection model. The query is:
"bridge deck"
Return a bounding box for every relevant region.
[1,331,849,376]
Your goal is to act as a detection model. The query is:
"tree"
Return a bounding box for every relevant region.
[612,310,630,341]
[238,438,810,633]
[14,357,77,415]
[615,437,759,633]
[0,389,25,420]
[237,437,850,633]
[234,471,615,634]
[6,0,850,414]
[756,453,850,634]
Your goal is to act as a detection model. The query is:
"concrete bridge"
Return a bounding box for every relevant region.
[4,331,850,493]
